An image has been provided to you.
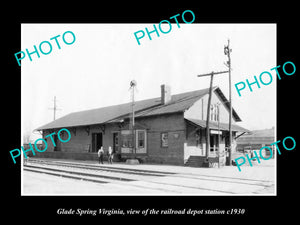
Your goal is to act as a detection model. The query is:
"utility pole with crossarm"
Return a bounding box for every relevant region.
[48,96,61,121]
[197,39,233,166]
[197,70,229,162]
[224,39,233,166]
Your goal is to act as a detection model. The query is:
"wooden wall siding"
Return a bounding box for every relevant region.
[184,123,206,161]
[183,93,240,161]
[184,91,237,124]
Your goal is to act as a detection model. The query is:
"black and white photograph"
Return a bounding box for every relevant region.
[20,23,276,195]
[4,5,298,221]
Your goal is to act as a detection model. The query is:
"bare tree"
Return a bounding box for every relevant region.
[23,131,32,144]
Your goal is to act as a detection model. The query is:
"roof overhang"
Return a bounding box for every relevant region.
[185,118,250,133]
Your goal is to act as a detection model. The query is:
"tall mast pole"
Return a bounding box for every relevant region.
[53,96,57,121]
[225,39,233,165]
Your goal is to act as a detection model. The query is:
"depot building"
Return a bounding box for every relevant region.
[35,85,248,166]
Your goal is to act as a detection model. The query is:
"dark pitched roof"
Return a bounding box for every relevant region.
[36,86,242,130]
[36,98,161,130]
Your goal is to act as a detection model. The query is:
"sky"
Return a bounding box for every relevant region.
[21,23,276,142]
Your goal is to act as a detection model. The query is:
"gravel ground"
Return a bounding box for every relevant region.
[22,158,275,195]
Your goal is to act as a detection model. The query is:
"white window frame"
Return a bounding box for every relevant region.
[136,129,147,153]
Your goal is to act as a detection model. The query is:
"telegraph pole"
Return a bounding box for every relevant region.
[196,40,233,166]
[48,96,61,121]
[224,39,233,165]
[197,70,229,161]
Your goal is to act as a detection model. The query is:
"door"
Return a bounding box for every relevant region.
[113,132,119,154]
[53,134,60,151]
[92,133,103,152]
[210,134,218,156]
[136,130,147,153]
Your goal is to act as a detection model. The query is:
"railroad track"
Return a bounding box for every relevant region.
[23,159,274,194]
[26,159,271,185]
[23,159,178,185]
[25,159,176,177]
[23,159,188,193]
[24,164,135,183]
[23,163,234,194]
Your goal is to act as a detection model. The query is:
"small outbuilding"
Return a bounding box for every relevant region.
[236,127,275,158]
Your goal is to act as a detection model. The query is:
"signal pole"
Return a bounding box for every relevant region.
[130,80,137,158]
[126,80,140,164]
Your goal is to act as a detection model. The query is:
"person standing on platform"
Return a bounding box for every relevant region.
[98,147,104,164]
[108,146,113,164]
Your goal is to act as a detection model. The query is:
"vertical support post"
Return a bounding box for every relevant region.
[217,103,220,168]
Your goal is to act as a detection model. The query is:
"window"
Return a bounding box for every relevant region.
[210,104,219,122]
[210,105,214,121]
[136,130,147,153]
[161,132,168,147]
[137,130,145,148]
[121,130,133,148]
[121,130,147,153]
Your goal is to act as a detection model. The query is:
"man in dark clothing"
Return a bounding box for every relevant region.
[98,147,104,164]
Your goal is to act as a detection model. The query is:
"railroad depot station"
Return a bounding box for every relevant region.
[35,85,249,167]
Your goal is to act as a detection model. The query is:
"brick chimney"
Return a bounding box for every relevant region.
[161,84,171,105]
